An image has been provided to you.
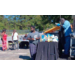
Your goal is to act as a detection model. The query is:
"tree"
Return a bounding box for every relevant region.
[0,15,5,30]
[43,15,72,23]
[0,15,72,31]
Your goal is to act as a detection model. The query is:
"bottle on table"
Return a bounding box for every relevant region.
[48,35,50,42]
[40,38,42,42]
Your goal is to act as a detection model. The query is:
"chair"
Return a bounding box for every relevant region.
[8,41,15,50]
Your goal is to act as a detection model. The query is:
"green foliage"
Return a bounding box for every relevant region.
[0,15,73,31]
[0,22,4,30]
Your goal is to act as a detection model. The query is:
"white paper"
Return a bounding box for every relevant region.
[34,35,38,40]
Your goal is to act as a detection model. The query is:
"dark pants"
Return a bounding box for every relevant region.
[58,36,70,57]
[58,28,65,57]
[64,36,70,56]
[13,40,19,50]
[29,43,37,60]
[58,38,65,57]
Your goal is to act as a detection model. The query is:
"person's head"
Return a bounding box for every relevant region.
[2,29,6,35]
[31,26,35,32]
[60,18,65,24]
[25,34,27,37]
[13,30,16,33]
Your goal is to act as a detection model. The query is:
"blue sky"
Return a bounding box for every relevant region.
[4,15,10,18]
[4,15,17,18]
[4,15,19,20]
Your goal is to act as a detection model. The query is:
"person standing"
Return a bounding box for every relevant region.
[58,25,65,57]
[23,34,29,48]
[60,18,72,58]
[1,29,7,51]
[23,34,28,40]
[28,26,40,60]
[12,30,19,50]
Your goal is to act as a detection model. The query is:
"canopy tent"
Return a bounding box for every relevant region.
[44,26,60,33]
[44,25,73,33]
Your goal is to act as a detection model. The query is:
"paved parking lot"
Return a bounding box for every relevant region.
[0,48,67,60]
[0,35,65,60]
[0,48,31,60]
[0,47,71,60]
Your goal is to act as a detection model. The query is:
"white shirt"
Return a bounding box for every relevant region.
[12,32,18,40]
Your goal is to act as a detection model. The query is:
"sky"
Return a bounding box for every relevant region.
[4,15,17,19]
[3,15,19,21]
[3,15,54,22]
[4,15,10,18]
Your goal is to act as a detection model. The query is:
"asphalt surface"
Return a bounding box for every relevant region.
[0,47,73,60]
[0,48,31,60]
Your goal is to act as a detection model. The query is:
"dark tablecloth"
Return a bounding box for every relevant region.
[35,42,59,60]
[19,41,29,48]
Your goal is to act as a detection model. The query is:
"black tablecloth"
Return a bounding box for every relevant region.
[35,42,59,60]
[19,41,29,48]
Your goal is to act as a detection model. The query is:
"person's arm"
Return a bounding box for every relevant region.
[28,36,34,40]
[28,38,34,40]
[17,36,19,40]
[1,35,4,42]
[27,33,34,40]
[23,36,26,40]
[17,33,19,40]
[36,37,40,40]
[27,33,30,40]
[1,36,3,42]
[62,21,70,29]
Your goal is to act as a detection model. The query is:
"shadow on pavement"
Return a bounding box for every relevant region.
[19,55,31,60]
